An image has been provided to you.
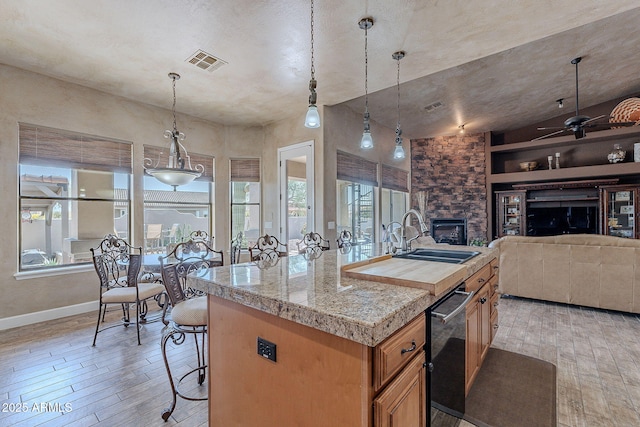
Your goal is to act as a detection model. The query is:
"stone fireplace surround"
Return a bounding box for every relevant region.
[410,133,487,243]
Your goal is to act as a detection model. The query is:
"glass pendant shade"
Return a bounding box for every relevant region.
[361,130,373,149]
[305,105,320,128]
[393,143,405,159]
[146,168,200,187]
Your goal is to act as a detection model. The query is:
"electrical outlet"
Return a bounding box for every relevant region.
[257,337,277,362]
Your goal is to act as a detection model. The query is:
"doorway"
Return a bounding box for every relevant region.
[278,141,314,254]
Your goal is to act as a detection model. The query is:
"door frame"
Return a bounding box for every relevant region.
[278,141,315,246]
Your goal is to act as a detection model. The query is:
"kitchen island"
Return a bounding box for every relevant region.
[189,243,496,426]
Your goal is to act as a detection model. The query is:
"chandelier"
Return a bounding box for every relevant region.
[145,73,203,191]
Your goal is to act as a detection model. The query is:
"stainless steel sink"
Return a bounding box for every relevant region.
[393,248,480,264]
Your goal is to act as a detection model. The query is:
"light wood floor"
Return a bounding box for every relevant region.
[0,306,207,426]
[1,296,640,426]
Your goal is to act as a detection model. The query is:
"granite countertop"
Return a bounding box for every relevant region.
[189,243,496,347]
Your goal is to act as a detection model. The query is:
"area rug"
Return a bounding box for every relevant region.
[464,348,557,427]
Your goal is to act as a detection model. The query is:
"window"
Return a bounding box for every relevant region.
[380,164,410,241]
[143,145,214,254]
[336,151,378,244]
[230,158,261,249]
[18,124,132,271]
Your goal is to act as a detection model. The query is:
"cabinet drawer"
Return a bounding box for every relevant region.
[490,258,499,278]
[490,310,499,343]
[488,274,498,299]
[466,263,492,293]
[374,313,426,392]
[490,289,499,313]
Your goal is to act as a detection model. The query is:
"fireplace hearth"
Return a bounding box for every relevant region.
[430,218,467,245]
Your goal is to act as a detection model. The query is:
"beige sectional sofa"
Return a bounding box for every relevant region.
[488,234,640,314]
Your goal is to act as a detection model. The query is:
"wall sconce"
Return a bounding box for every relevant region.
[458,124,465,134]
[556,98,564,109]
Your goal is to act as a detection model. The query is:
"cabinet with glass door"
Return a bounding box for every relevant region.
[495,191,526,238]
[600,185,639,239]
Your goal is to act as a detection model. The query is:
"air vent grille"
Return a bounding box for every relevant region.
[186,50,227,72]
[424,101,444,112]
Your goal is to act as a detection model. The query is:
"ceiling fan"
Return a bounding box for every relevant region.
[534,57,635,141]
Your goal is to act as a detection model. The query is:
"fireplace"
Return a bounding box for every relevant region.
[430,218,467,245]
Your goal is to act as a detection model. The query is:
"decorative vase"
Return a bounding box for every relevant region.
[607,144,626,163]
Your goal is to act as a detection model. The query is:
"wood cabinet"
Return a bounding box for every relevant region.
[373,314,427,426]
[600,184,640,239]
[465,257,499,394]
[208,294,427,427]
[495,190,526,237]
[373,349,427,427]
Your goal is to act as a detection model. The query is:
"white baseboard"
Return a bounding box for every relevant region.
[0,300,98,331]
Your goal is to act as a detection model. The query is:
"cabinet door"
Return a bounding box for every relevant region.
[479,285,491,361]
[465,299,480,395]
[602,186,638,239]
[496,191,526,237]
[374,350,426,427]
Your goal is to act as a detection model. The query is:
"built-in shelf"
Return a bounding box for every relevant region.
[489,162,640,184]
[489,126,640,181]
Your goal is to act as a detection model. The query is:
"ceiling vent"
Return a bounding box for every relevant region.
[186,50,227,72]
[424,101,444,112]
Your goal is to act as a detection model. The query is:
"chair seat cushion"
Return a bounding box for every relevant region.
[171,296,208,326]
[102,287,138,303]
[138,282,165,300]
[101,282,164,303]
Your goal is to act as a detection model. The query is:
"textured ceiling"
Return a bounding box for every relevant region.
[2,1,640,139]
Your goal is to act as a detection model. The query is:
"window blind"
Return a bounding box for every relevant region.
[381,164,409,192]
[143,144,214,181]
[230,158,260,182]
[336,151,378,187]
[19,123,132,173]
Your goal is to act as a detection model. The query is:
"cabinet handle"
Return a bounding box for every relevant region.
[401,340,417,355]
[493,284,499,291]
[477,277,485,284]
[480,297,487,304]
[493,301,499,308]
[493,265,499,270]
[493,324,499,330]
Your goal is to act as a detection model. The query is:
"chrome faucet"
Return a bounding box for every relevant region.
[400,209,429,252]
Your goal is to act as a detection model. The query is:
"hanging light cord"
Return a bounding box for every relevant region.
[310,0,315,80]
[396,57,400,129]
[171,76,178,133]
[364,24,369,112]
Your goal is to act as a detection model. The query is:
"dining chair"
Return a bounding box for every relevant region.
[158,238,223,323]
[189,230,214,246]
[158,241,215,420]
[230,232,244,264]
[145,223,163,253]
[336,229,353,249]
[249,234,288,263]
[90,234,165,345]
[296,231,330,254]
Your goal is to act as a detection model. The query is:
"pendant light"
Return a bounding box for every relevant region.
[359,17,374,149]
[144,73,204,191]
[304,0,320,128]
[392,51,405,160]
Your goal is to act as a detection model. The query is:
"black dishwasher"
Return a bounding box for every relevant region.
[427,283,475,426]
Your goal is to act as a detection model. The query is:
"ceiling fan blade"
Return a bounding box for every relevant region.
[537,126,565,131]
[581,114,606,125]
[531,129,568,141]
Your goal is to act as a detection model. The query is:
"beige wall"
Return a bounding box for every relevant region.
[0,64,263,320]
[0,64,410,324]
